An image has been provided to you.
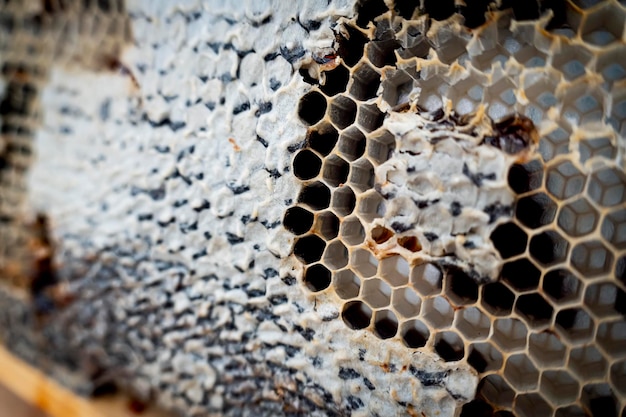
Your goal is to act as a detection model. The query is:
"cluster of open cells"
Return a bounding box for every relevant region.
[285,0,626,416]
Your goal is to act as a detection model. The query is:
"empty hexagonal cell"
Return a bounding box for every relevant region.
[322,154,350,187]
[588,167,626,207]
[492,318,528,352]
[445,267,478,306]
[322,240,349,270]
[610,360,626,396]
[579,136,618,164]
[455,306,491,341]
[333,269,361,299]
[293,234,326,264]
[516,292,554,328]
[467,341,503,373]
[477,374,515,409]
[356,190,384,222]
[319,64,349,97]
[555,405,587,417]
[329,95,357,130]
[585,281,626,318]
[401,319,430,348]
[555,307,595,344]
[411,262,443,296]
[307,123,338,156]
[367,36,400,68]
[298,91,327,125]
[381,69,415,108]
[579,2,625,46]
[422,296,454,328]
[540,370,580,407]
[501,258,540,292]
[490,222,528,259]
[515,192,557,229]
[340,216,365,246]
[571,240,614,278]
[543,268,583,304]
[597,319,626,359]
[336,24,367,66]
[349,157,374,192]
[331,186,356,217]
[528,331,567,368]
[529,230,569,266]
[293,149,322,180]
[378,255,409,287]
[362,278,391,309]
[503,353,539,391]
[392,287,421,318]
[350,248,378,278]
[373,309,398,339]
[581,383,620,417]
[481,282,515,316]
[601,208,626,250]
[349,62,381,101]
[617,256,626,287]
[342,300,372,330]
[569,345,608,381]
[546,160,586,201]
[283,206,314,235]
[540,124,571,162]
[303,263,332,292]
[514,392,552,417]
[367,129,395,165]
[315,211,339,240]
[558,197,600,237]
[370,225,393,244]
[337,127,366,161]
[298,181,331,211]
[552,44,593,81]
[434,330,465,362]
[357,103,384,133]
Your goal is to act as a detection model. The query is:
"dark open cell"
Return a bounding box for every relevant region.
[298,91,327,126]
[510,0,541,21]
[394,0,417,19]
[434,331,465,362]
[323,155,350,187]
[460,399,494,417]
[283,206,314,235]
[304,264,332,292]
[529,230,569,266]
[459,0,492,28]
[338,127,366,161]
[501,259,540,291]
[358,103,384,132]
[482,282,515,316]
[298,181,331,211]
[342,300,373,329]
[350,63,381,100]
[402,320,430,348]
[515,293,554,327]
[320,65,350,96]
[374,311,398,339]
[367,39,400,68]
[336,24,368,67]
[543,268,581,303]
[355,0,388,28]
[507,159,544,194]
[424,0,456,21]
[490,222,528,259]
[293,149,322,180]
[515,192,557,229]
[330,95,357,129]
[307,124,339,156]
[445,267,478,305]
[293,234,326,264]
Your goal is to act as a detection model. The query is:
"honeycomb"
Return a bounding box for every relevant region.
[286,1,626,416]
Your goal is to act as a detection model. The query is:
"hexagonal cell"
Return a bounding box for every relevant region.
[331,186,356,217]
[501,258,540,292]
[503,353,539,391]
[557,197,600,237]
[362,278,391,308]
[298,91,327,125]
[298,181,331,211]
[555,307,595,344]
[350,248,378,278]
[588,167,626,207]
[378,255,410,287]
[392,287,421,318]
[609,360,626,396]
[617,256,626,288]
[319,64,349,97]
[401,319,430,348]
[601,208,626,250]
[515,192,557,229]
[579,2,625,47]
[543,268,583,304]
[481,282,515,316]
[342,300,372,330]
[490,222,528,259]
[552,44,593,82]
[569,345,608,381]
[571,240,614,278]
[322,240,349,270]
[455,306,491,341]
[514,392,552,417]
[579,136,618,164]
[422,296,454,328]
[349,157,374,192]
[357,103,384,133]
[467,341,503,373]
[515,292,554,328]
[445,267,479,306]
[304,263,332,292]
[307,123,338,156]
[540,370,580,407]
[434,330,465,362]
[338,126,366,162]
[528,331,567,368]
[293,149,322,180]
[322,154,350,188]
[370,225,393,244]
[373,309,398,339]
[397,235,422,252]
[293,234,326,264]
[585,281,626,318]
[329,95,357,130]
[459,399,494,417]
[477,374,515,409]
[411,262,443,296]
[367,129,395,165]
[336,24,367,66]
[380,68,415,108]
[540,124,571,162]
[340,216,365,246]
[555,405,587,417]
[356,190,384,222]
[581,383,620,417]
[546,160,586,201]
[597,319,626,359]
[529,230,569,266]
[349,62,381,101]
[333,269,361,300]
[315,211,339,240]
[492,318,528,352]
[283,206,314,235]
